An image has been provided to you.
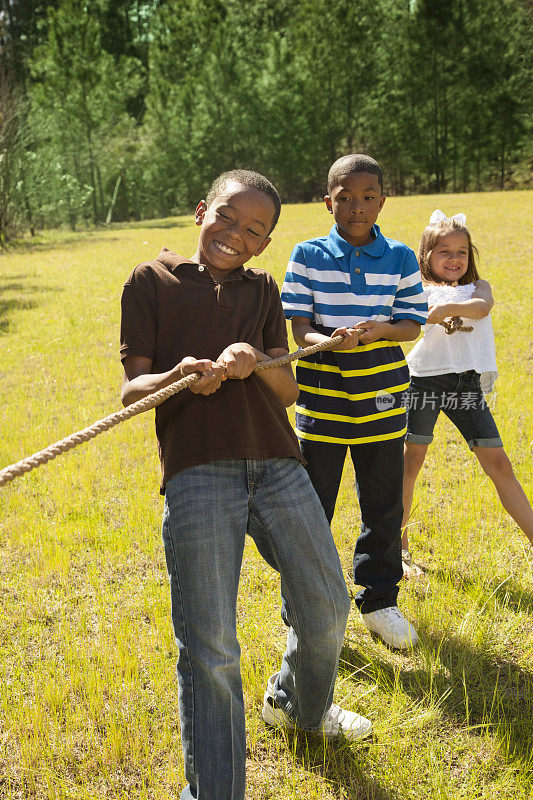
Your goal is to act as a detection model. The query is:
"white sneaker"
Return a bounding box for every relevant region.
[261,673,372,741]
[362,606,419,649]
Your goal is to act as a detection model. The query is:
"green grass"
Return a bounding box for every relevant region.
[0,192,532,799]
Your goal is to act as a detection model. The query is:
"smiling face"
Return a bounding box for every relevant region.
[428,230,470,285]
[325,171,386,247]
[192,181,275,281]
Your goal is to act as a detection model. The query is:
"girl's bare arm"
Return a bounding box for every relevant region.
[427,280,494,324]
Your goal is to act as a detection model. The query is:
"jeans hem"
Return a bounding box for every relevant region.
[357,598,399,614]
[405,431,433,445]
[468,437,503,450]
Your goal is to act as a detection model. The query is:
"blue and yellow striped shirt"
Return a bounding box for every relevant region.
[281,225,428,445]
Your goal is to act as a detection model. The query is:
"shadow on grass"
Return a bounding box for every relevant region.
[340,623,533,762]
[268,726,395,800]
[0,299,38,333]
[2,217,190,254]
[2,234,122,255]
[120,218,190,230]
[0,274,60,334]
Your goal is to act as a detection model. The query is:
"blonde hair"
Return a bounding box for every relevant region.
[418,218,480,285]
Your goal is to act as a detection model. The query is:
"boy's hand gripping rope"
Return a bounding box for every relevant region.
[0,335,344,488]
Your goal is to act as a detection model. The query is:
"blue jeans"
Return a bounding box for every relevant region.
[300,437,404,613]
[162,458,350,800]
[406,372,502,449]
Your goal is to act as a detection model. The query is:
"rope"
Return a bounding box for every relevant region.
[0,335,344,488]
[440,316,473,335]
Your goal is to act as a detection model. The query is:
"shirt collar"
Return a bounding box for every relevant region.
[327,224,386,259]
[156,246,260,280]
[156,247,196,271]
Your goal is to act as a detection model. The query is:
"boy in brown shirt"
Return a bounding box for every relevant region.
[120,170,371,800]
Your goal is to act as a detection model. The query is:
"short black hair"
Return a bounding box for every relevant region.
[206,169,281,233]
[327,154,383,194]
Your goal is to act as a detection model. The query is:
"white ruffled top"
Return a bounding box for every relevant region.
[407,282,498,393]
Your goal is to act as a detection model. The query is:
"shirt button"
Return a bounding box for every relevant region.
[356,251,360,256]
[198,265,205,272]
[355,268,361,274]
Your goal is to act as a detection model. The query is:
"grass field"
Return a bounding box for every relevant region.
[0,192,532,799]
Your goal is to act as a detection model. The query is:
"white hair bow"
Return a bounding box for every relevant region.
[429,209,467,225]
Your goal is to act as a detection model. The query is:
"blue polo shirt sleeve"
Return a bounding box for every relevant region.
[391,248,428,324]
[281,243,314,320]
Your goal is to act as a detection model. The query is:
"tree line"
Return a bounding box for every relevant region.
[0,0,531,239]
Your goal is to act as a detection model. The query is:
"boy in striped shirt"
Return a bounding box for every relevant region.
[281,154,427,649]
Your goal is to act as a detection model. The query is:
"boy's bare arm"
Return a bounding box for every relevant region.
[121,356,226,406]
[354,319,421,344]
[291,316,360,351]
[259,347,300,406]
[217,342,299,407]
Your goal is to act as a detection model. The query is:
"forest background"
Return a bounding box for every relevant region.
[0,0,531,241]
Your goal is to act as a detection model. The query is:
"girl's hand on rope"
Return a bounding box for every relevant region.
[330,327,360,350]
[217,343,258,379]
[426,303,453,325]
[181,357,226,396]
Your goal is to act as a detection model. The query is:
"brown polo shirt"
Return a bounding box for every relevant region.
[120,247,304,492]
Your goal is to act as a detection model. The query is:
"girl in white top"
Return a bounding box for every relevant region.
[402,212,533,575]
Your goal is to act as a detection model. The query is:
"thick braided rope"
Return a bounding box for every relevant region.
[0,335,344,488]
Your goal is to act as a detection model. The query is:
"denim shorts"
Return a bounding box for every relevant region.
[405,371,502,450]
